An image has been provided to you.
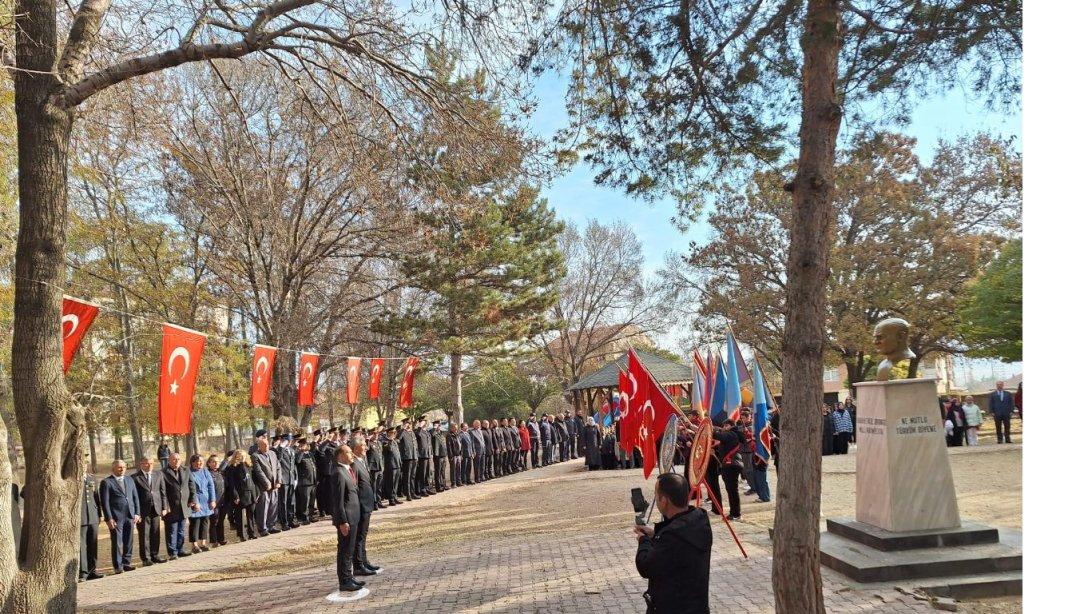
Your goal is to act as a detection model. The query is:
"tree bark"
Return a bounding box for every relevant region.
[450,353,464,424]
[115,307,146,463]
[906,354,922,378]
[772,1,842,612]
[0,6,84,604]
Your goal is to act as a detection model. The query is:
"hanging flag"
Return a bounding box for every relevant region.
[628,349,681,437]
[618,368,634,452]
[298,352,319,407]
[638,399,657,480]
[597,401,610,427]
[397,356,420,408]
[61,296,100,374]
[250,345,276,407]
[346,357,362,404]
[708,352,728,423]
[752,359,773,463]
[159,324,206,435]
[703,349,717,406]
[368,358,384,399]
[725,331,745,422]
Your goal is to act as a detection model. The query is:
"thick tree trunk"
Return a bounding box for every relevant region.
[772,1,842,612]
[1,11,84,607]
[272,353,299,420]
[906,354,922,379]
[116,308,146,463]
[450,353,464,424]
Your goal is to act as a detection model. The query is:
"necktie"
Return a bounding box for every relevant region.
[349,467,357,483]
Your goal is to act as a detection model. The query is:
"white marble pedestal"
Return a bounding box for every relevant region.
[854,378,960,532]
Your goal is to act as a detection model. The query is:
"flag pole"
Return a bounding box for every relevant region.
[699,479,748,558]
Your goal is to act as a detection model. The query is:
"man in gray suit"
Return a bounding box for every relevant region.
[398,420,418,500]
[131,457,168,564]
[432,420,448,492]
[80,470,103,581]
[989,381,1016,444]
[460,423,476,484]
[99,459,141,573]
[252,437,282,535]
[161,452,196,558]
[471,420,486,482]
[416,419,435,496]
[275,435,298,530]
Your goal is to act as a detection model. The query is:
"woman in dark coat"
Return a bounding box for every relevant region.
[582,418,602,470]
[944,398,967,447]
[821,405,835,456]
[224,450,258,541]
[601,428,617,470]
[207,454,229,547]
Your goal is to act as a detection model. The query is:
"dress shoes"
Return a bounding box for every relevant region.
[122,565,136,572]
[365,563,383,574]
[86,572,104,580]
[177,550,192,557]
[338,580,365,592]
[375,501,386,509]
[354,567,377,577]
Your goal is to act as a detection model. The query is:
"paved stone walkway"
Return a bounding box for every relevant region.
[78,445,1020,613]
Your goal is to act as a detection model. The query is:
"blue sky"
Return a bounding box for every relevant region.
[530,75,1022,273]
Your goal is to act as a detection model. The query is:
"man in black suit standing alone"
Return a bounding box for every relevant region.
[350,441,382,580]
[161,452,196,558]
[989,381,1016,444]
[398,420,418,501]
[99,459,141,573]
[131,457,168,565]
[332,445,366,593]
[80,469,104,581]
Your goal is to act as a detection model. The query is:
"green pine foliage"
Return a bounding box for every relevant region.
[959,239,1022,362]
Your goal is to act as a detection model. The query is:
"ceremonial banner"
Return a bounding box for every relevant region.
[639,399,657,479]
[298,352,319,407]
[657,415,678,474]
[61,296,100,374]
[618,368,635,453]
[627,349,682,438]
[752,360,773,463]
[708,353,728,423]
[397,356,420,408]
[368,358,384,399]
[725,331,745,422]
[346,357,362,404]
[250,345,276,407]
[687,419,713,486]
[159,324,207,435]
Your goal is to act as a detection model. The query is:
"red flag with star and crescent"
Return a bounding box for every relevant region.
[368,358,384,399]
[638,398,657,480]
[298,352,319,407]
[618,368,636,454]
[397,356,420,408]
[346,357,362,405]
[159,324,207,435]
[628,349,682,438]
[62,296,100,374]
[250,345,276,407]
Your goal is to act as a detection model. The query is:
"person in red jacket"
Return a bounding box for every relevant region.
[518,421,531,470]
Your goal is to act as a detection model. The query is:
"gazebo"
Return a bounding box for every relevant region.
[566,349,693,412]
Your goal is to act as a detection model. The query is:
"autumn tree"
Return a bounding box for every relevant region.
[533,220,670,411]
[543,1,1020,608]
[0,1,538,609]
[959,238,1022,362]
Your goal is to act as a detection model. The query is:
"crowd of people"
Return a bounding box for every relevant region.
[78,411,593,588]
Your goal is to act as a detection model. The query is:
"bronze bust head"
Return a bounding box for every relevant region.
[873,317,916,381]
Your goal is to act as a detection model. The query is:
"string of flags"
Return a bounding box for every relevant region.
[61,296,422,436]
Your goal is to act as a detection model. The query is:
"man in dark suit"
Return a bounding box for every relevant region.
[161,452,196,558]
[539,415,553,466]
[275,435,298,530]
[366,429,385,508]
[382,429,402,505]
[432,421,448,492]
[415,419,434,497]
[527,414,540,468]
[459,423,475,484]
[99,459,141,573]
[80,470,104,581]
[481,419,494,480]
[131,457,168,565]
[350,442,382,579]
[252,436,281,535]
[397,420,418,500]
[331,445,365,593]
[295,439,318,524]
[989,381,1016,444]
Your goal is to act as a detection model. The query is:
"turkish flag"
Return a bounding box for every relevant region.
[397,356,420,408]
[346,357,362,405]
[298,352,319,407]
[368,358,384,399]
[250,345,276,407]
[618,368,636,453]
[159,324,207,435]
[62,296,99,374]
[638,400,657,480]
[628,349,681,438]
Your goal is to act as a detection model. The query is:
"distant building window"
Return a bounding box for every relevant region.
[824,368,840,382]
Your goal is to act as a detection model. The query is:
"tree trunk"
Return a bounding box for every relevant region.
[272,351,299,420]
[115,308,146,463]
[0,22,83,606]
[906,354,922,378]
[86,429,97,474]
[450,353,464,424]
[772,1,842,612]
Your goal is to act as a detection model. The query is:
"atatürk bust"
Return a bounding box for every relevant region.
[873,318,916,381]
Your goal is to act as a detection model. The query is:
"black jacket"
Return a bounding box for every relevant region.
[384,436,402,469]
[351,458,375,514]
[224,463,258,507]
[417,428,433,457]
[81,475,101,526]
[331,465,361,527]
[162,466,197,520]
[399,429,418,461]
[635,506,712,614]
[296,451,318,487]
[131,469,168,517]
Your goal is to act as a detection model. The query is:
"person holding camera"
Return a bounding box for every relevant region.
[634,473,712,614]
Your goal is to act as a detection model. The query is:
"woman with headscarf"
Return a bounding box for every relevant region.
[582,416,602,470]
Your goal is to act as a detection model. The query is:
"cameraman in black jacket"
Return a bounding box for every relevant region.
[634,472,712,614]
